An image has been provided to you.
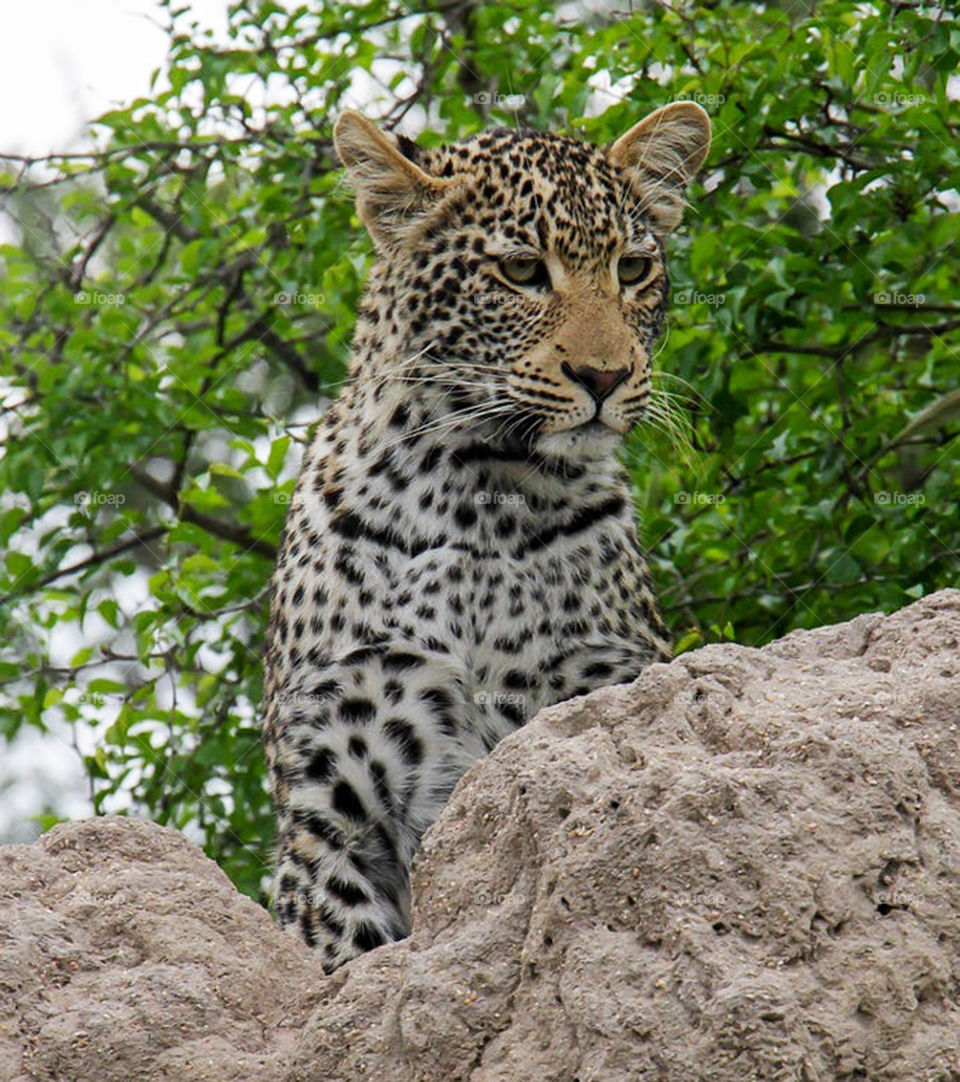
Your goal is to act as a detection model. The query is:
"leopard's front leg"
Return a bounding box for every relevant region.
[265,644,473,972]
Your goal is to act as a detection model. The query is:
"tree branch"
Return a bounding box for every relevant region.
[69,214,116,291]
[133,197,202,243]
[129,464,277,559]
[0,526,168,606]
[755,318,960,361]
[241,311,321,393]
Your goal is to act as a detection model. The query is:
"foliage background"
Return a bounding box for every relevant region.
[1,0,957,900]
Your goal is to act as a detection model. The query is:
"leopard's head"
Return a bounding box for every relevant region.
[334,103,710,460]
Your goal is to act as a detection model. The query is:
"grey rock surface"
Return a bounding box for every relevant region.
[0,815,320,1082]
[3,590,959,1081]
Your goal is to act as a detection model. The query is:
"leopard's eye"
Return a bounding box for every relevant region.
[500,256,549,288]
[618,255,654,286]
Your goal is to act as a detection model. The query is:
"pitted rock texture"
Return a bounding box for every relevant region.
[0,816,321,1082]
[3,590,960,1082]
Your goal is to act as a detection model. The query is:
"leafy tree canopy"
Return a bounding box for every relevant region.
[1,0,957,897]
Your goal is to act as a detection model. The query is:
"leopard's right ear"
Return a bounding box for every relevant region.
[333,111,457,250]
[608,102,711,232]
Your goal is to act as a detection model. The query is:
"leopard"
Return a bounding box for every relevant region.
[262,101,711,973]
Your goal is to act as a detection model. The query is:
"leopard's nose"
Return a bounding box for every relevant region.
[561,362,631,403]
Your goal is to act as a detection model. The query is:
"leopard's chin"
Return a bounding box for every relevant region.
[535,421,623,461]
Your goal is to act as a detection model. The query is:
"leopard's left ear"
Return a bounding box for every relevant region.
[608,102,711,232]
[333,111,458,250]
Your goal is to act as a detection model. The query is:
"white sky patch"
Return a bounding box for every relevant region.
[583,68,636,117]
[0,0,228,157]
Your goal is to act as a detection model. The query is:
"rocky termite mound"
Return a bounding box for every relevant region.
[3,590,959,1082]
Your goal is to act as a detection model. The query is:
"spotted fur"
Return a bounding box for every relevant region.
[262,103,711,971]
